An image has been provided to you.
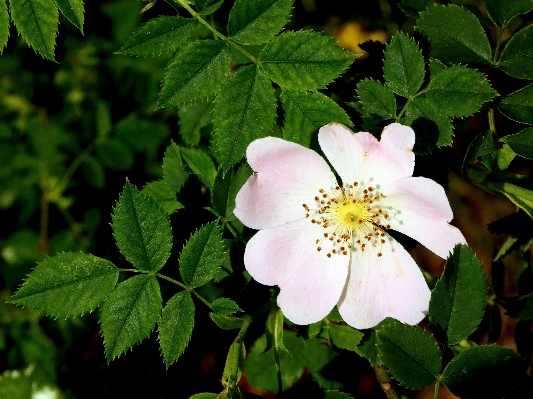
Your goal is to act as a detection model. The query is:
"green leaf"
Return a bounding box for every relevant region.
[280,90,353,147]
[115,117,169,153]
[192,0,224,15]
[498,84,533,125]
[485,0,533,29]
[323,391,354,399]
[245,331,306,392]
[178,101,214,146]
[441,345,526,399]
[10,253,118,318]
[384,33,425,97]
[189,394,217,399]
[426,65,497,118]
[222,339,245,386]
[404,97,454,153]
[356,80,397,120]
[355,331,380,366]
[163,142,190,193]
[496,143,516,170]
[260,30,357,91]
[82,156,106,189]
[499,25,533,79]
[112,181,173,272]
[489,180,533,218]
[376,319,441,390]
[209,313,244,330]
[212,298,243,315]
[416,4,492,64]
[158,291,195,367]
[55,0,84,33]
[95,100,111,138]
[9,0,58,61]
[117,16,196,57]
[179,221,225,288]
[265,307,288,354]
[96,138,134,171]
[501,128,533,159]
[429,245,488,345]
[213,65,276,170]
[0,0,10,53]
[142,179,184,215]
[503,293,533,321]
[303,338,341,390]
[228,0,293,45]
[180,147,217,190]
[211,163,251,227]
[100,274,162,361]
[157,40,231,108]
[328,324,364,351]
[398,0,434,18]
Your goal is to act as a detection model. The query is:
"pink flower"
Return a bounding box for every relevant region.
[234,123,466,329]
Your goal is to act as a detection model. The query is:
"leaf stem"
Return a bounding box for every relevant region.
[373,365,400,399]
[492,27,504,65]
[488,107,496,133]
[396,89,427,121]
[173,0,259,64]
[56,139,99,196]
[433,377,441,399]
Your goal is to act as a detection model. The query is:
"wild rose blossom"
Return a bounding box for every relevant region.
[234,123,466,329]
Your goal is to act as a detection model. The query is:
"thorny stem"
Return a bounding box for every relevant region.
[173,0,260,64]
[374,365,401,399]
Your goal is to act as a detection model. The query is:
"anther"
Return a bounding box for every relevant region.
[377,252,382,257]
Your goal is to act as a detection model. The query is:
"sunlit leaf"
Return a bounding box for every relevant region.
[112,181,173,272]
[328,324,364,351]
[159,291,195,367]
[100,274,162,361]
[209,313,244,330]
[55,0,84,33]
[180,147,217,190]
[142,179,184,215]
[429,245,487,345]
[228,0,294,45]
[10,253,118,318]
[212,298,243,315]
[0,0,10,52]
[356,80,397,120]
[489,180,533,218]
[163,142,190,194]
[222,339,245,386]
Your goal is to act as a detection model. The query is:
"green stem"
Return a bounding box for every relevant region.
[274,335,283,396]
[488,107,496,133]
[56,140,99,195]
[396,89,428,121]
[492,27,504,65]
[434,377,441,399]
[173,0,259,64]
[249,298,277,320]
[374,365,400,399]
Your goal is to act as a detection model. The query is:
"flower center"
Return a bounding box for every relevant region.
[302,182,392,259]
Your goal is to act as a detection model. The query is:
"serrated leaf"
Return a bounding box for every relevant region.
[280,90,353,147]
[260,30,357,91]
[97,138,134,171]
[265,307,288,354]
[158,291,195,367]
[157,40,231,108]
[499,84,533,125]
[192,0,224,15]
[189,394,217,399]
[303,338,341,390]
[376,319,441,390]
[222,339,245,386]
[489,180,533,218]
[10,253,118,318]
[426,65,497,118]
[211,163,251,227]
[178,101,214,146]
[441,345,525,399]
[0,0,10,53]
[328,324,364,351]
[356,80,397,120]
[180,147,217,190]
[398,0,434,17]
[404,97,453,153]
[228,0,293,45]
[212,298,243,315]
[501,128,533,159]
[384,33,425,97]
[416,4,492,64]
[499,25,533,79]
[245,331,306,392]
[213,65,276,170]
[10,0,58,61]
[163,142,190,193]
[355,331,380,366]
[179,221,225,288]
[100,274,162,361]
[485,0,533,29]
[142,179,184,215]
[209,313,244,330]
[429,245,488,345]
[112,181,173,272]
[117,16,195,57]
[55,0,84,33]
[496,143,516,170]
[82,156,105,189]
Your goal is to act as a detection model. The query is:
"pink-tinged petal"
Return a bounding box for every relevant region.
[234,137,337,230]
[338,238,431,329]
[244,218,349,324]
[318,123,415,187]
[379,176,466,259]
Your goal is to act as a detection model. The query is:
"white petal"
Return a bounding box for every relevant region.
[234,137,337,230]
[318,122,415,188]
[244,218,349,324]
[337,238,431,329]
[379,176,466,259]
